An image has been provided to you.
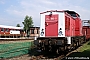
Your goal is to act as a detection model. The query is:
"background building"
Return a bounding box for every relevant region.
[30,27,40,37]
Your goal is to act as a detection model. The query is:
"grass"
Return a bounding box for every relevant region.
[79,41,90,52]
[67,41,90,57]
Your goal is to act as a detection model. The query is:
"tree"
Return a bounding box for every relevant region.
[22,15,34,37]
[16,24,21,27]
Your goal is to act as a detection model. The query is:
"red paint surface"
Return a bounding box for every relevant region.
[65,13,82,37]
[45,14,58,37]
[82,26,90,39]
[65,15,75,37]
[44,11,82,37]
[75,18,82,36]
[65,16,70,36]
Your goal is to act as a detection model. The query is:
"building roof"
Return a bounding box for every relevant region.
[0,25,23,29]
[30,27,40,29]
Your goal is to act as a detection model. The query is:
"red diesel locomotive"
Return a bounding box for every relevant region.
[34,10,85,53]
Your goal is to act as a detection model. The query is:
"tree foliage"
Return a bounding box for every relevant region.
[16,24,21,27]
[22,15,34,36]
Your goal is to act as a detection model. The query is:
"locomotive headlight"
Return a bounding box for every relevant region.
[47,23,48,26]
[41,29,44,36]
[58,30,63,36]
[58,28,63,36]
[45,22,48,26]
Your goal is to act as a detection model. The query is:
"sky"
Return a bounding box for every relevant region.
[0,0,90,27]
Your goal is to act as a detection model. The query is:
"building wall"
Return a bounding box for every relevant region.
[30,27,40,37]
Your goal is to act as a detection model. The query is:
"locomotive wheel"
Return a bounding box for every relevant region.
[74,41,78,49]
[79,40,81,46]
[70,43,74,50]
[45,45,49,52]
[52,46,57,53]
[57,47,66,55]
[76,41,79,47]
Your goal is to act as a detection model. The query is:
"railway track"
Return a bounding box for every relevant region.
[28,49,79,60]
[26,49,74,60]
[29,52,65,60]
[0,38,34,44]
[0,38,34,41]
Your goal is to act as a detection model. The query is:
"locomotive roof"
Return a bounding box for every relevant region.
[64,10,80,17]
[40,10,80,17]
[0,25,23,29]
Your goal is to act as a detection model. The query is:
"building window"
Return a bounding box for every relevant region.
[5,28,9,32]
[1,28,4,32]
[37,29,39,34]
[16,29,19,31]
[31,29,34,34]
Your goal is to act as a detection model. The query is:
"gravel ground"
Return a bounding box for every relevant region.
[4,54,55,60]
[5,54,32,60]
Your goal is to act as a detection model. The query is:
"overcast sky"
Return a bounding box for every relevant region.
[0,0,90,27]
